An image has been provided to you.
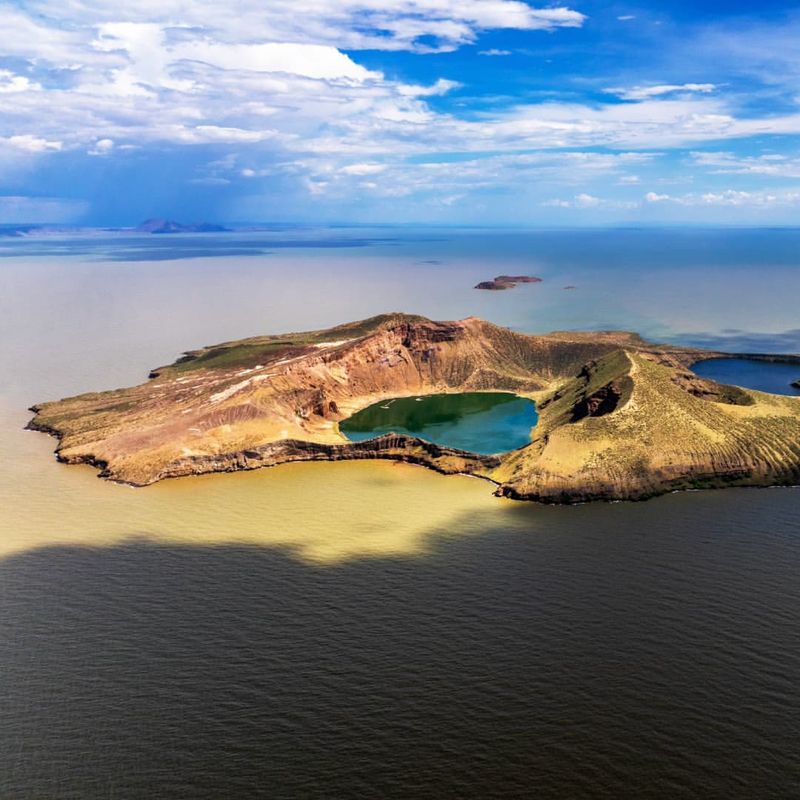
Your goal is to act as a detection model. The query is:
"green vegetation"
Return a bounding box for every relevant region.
[163,313,427,374]
[714,383,756,406]
[535,349,633,432]
[172,341,307,373]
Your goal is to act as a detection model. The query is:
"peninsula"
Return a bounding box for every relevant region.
[28,314,800,502]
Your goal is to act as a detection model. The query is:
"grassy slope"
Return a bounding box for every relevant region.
[494,351,800,501]
[159,313,427,375]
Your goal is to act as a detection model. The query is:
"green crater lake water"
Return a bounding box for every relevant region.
[340,392,538,455]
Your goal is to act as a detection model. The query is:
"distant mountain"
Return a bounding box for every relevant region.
[136,218,231,234]
[0,225,40,237]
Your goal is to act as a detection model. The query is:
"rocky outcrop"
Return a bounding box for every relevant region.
[474,275,542,290]
[27,313,800,502]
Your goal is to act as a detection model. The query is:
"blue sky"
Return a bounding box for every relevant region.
[2,1,800,225]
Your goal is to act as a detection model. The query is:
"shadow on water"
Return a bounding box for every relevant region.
[2,489,800,799]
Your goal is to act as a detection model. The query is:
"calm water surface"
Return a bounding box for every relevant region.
[340,392,538,454]
[1,228,800,798]
[692,357,800,396]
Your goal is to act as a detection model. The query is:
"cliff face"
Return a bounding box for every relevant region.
[28,313,800,501]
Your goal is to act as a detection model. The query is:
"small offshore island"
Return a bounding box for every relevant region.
[28,313,800,503]
[474,275,542,290]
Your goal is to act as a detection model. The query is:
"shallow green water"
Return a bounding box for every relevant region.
[340,392,538,454]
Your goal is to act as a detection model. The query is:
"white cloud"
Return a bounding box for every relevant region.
[1,135,62,153]
[461,97,800,150]
[574,192,601,207]
[176,41,381,82]
[0,7,95,64]
[1,2,797,167]
[397,79,460,97]
[478,48,511,56]
[4,0,800,220]
[0,70,41,93]
[339,163,387,176]
[606,83,716,102]
[88,138,114,156]
[542,192,635,209]
[90,23,380,96]
[173,125,278,144]
[642,188,800,207]
[696,190,791,206]
[691,150,800,178]
[10,1,585,56]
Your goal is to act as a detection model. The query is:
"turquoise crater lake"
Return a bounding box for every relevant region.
[339,392,538,455]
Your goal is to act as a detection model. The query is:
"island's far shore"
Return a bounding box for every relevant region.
[28,313,800,503]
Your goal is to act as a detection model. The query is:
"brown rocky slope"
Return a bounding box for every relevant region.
[28,313,800,502]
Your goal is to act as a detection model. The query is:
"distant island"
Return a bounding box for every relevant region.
[27,313,800,503]
[0,224,43,237]
[475,275,542,290]
[136,218,231,234]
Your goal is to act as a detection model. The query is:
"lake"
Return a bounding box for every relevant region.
[340,392,538,454]
[692,357,800,396]
[2,227,800,798]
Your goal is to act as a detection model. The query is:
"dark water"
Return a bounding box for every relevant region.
[692,358,800,396]
[340,392,538,454]
[2,488,800,799]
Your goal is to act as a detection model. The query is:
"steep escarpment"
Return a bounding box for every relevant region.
[28,313,800,502]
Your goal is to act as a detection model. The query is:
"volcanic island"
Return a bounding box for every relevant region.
[28,313,800,503]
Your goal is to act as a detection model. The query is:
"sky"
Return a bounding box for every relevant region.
[2,0,800,226]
